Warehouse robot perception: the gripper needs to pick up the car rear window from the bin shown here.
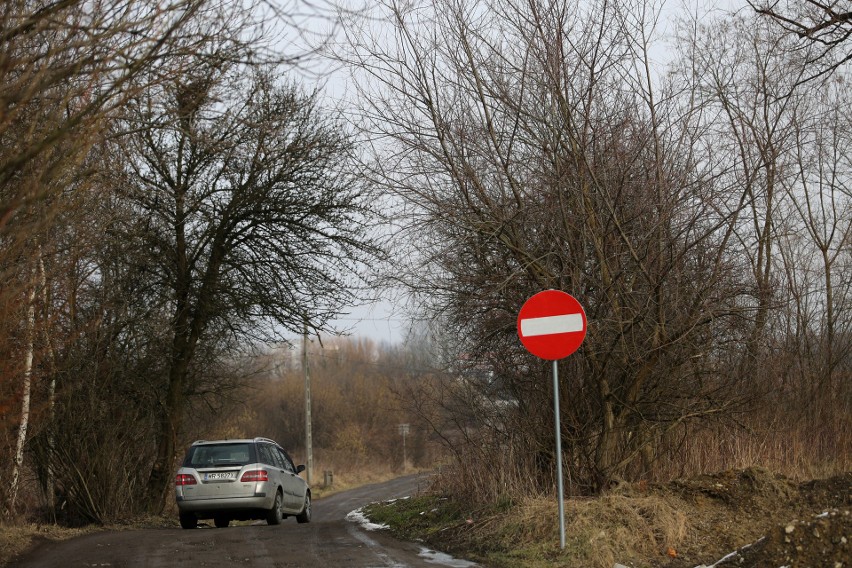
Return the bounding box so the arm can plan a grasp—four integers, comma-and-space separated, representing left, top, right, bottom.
184, 443, 255, 468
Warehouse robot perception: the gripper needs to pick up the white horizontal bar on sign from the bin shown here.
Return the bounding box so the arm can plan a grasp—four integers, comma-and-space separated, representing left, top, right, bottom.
520, 313, 584, 337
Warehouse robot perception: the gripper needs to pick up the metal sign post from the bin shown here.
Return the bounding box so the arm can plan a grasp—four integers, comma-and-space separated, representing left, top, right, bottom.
552, 359, 566, 549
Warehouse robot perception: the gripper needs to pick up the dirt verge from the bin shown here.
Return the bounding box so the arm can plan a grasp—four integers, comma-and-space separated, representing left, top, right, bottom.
658, 469, 850, 567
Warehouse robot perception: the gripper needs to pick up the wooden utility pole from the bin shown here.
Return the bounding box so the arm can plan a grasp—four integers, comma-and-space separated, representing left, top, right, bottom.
398, 423, 409, 471
302, 326, 313, 485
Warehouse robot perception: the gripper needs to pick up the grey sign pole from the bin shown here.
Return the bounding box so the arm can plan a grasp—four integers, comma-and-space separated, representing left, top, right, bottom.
552, 359, 565, 549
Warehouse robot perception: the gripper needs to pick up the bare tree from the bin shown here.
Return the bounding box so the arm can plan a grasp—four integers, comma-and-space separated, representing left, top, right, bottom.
749, 0, 852, 81
0, 0, 213, 515
682, 5, 852, 440
682, 12, 812, 371
110, 58, 380, 509
0, 0, 215, 223
342, 0, 767, 494
775, 73, 852, 425
1, 0, 369, 518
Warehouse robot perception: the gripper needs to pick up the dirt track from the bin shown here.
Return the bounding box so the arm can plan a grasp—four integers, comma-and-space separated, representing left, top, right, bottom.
10, 473, 476, 568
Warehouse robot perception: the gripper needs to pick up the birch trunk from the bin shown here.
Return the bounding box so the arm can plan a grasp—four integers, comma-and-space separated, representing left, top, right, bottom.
38, 249, 57, 515
8, 279, 37, 513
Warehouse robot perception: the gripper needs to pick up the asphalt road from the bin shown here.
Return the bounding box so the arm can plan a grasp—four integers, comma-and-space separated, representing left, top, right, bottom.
10, 473, 477, 568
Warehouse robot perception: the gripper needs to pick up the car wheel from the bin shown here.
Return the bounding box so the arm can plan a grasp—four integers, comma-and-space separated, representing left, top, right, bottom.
214, 516, 229, 528
296, 493, 311, 524
266, 490, 284, 525
179, 513, 197, 529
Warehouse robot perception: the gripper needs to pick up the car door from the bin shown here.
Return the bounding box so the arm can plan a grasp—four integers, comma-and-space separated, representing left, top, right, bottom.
273, 446, 306, 512
256, 444, 285, 502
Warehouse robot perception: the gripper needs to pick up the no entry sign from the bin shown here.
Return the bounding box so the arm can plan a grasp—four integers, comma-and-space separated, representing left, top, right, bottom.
517, 289, 588, 549
517, 289, 587, 360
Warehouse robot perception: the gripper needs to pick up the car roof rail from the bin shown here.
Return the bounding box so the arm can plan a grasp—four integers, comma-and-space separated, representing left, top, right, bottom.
254, 437, 276, 444
191, 440, 206, 445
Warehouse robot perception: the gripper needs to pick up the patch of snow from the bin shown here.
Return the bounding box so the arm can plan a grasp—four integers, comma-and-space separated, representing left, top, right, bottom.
344, 499, 477, 567
418, 547, 478, 567
692, 536, 766, 568
344, 495, 412, 530
692, 549, 739, 568
345, 507, 390, 531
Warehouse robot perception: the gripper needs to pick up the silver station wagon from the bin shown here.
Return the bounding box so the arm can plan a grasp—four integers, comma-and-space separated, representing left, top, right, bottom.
174, 437, 311, 529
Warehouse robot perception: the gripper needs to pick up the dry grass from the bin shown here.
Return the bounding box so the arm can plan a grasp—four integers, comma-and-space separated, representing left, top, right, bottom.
461, 492, 688, 568
649, 407, 852, 484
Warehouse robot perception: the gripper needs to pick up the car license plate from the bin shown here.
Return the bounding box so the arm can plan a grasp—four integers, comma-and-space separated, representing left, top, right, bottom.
203, 472, 236, 481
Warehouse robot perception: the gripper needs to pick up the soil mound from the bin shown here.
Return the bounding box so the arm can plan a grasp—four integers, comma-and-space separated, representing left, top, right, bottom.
660, 469, 851, 567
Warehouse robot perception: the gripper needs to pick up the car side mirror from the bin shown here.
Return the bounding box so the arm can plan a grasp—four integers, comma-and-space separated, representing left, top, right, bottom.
296, 464, 306, 474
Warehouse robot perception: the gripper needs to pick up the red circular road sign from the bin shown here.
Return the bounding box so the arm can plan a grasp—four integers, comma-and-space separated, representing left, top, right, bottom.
517, 290, 587, 360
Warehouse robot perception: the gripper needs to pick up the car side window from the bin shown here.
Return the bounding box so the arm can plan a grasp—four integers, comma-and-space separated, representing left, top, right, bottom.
257, 444, 274, 467
269, 446, 289, 471
262, 443, 284, 470
276, 448, 296, 473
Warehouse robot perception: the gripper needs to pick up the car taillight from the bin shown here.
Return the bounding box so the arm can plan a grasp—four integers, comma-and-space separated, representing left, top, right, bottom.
240, 470, 268, 482
175, 474, 197, 486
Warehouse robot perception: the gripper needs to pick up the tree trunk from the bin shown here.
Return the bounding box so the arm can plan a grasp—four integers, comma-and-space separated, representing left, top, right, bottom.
8, 279, 37, 514
38, 248, 57, 517
145, 346, 190, 512
146, 171, 192, 513
595, 377, 619, 490
145, 229, 224, 512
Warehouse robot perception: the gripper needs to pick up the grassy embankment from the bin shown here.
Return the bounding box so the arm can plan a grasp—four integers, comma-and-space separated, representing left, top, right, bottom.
364, 468, 851, 567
